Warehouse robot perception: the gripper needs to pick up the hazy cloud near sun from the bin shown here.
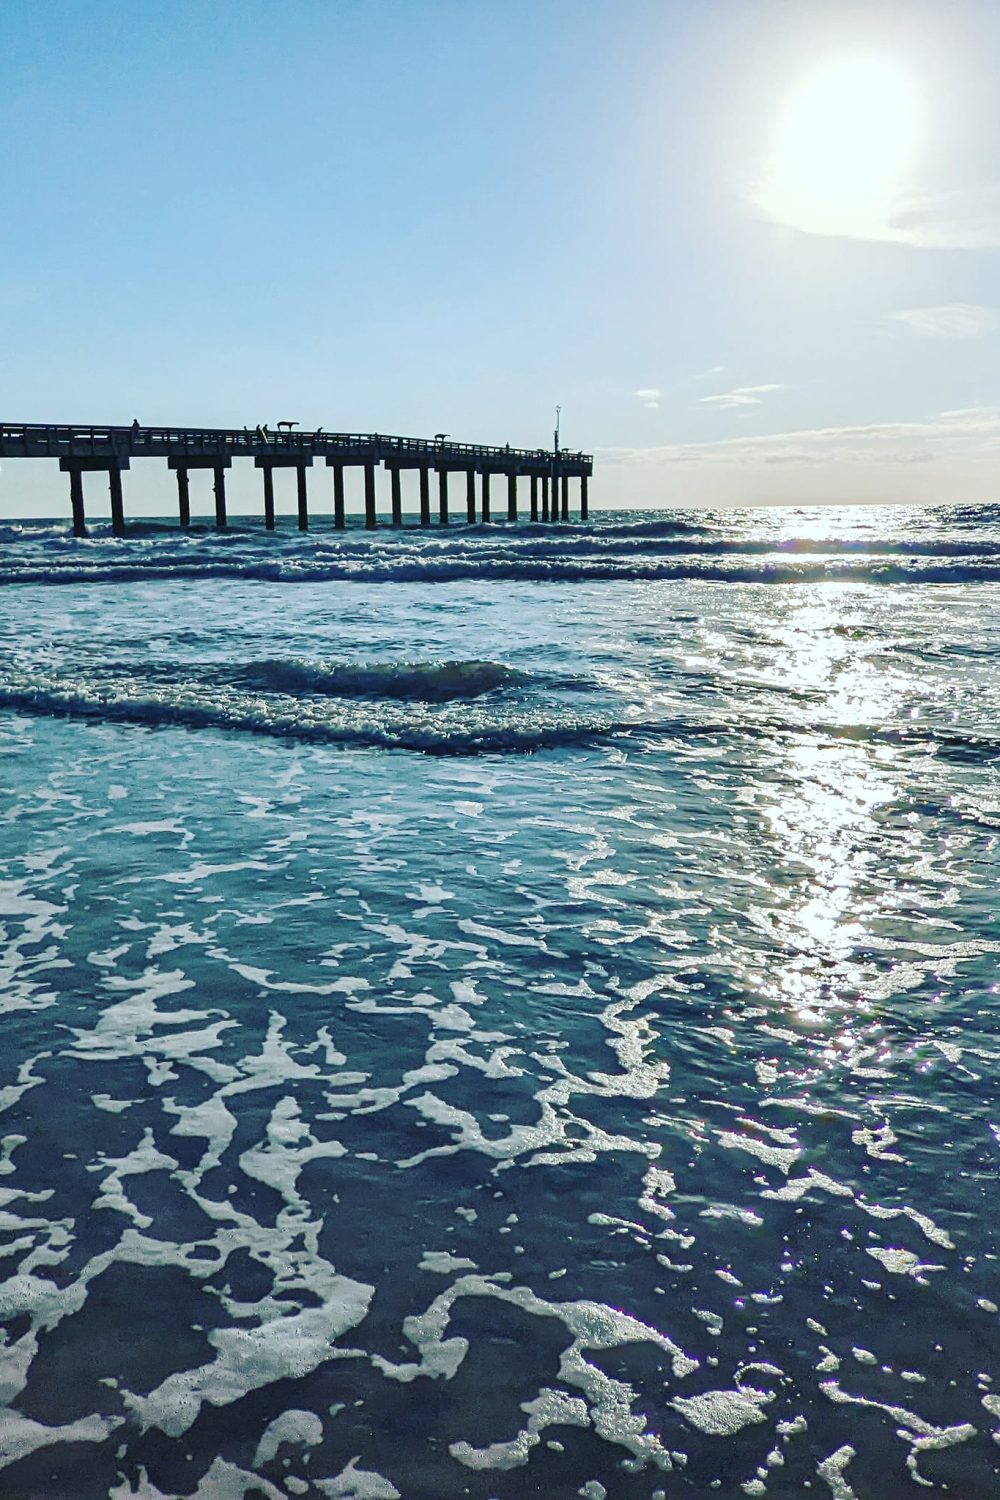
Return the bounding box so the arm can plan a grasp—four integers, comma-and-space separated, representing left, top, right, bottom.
700, 384, 783, 410
634, 388, 662, 410
891, 304, 1000, 339
750, 180, 1000, 251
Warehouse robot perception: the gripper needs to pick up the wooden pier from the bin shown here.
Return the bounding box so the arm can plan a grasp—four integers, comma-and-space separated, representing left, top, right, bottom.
0, 423, 593, 536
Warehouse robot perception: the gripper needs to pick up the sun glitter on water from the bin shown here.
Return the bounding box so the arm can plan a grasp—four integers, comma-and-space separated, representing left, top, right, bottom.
759, 55, 919, 239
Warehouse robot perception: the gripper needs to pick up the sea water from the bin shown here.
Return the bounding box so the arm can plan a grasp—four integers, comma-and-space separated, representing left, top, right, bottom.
0, 504, 998, 1499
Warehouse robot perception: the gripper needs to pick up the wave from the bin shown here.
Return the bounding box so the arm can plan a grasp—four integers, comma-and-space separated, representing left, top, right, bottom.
1, 670, 996, 761
228, 657, 528, 701
0, 680, 635, 756
4, 553, 1000, 588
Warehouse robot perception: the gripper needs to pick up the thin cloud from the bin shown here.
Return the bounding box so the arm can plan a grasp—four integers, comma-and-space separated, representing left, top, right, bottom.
748, 178, 1000, 251
700, 384, 783, 410
891, 303, 1000, 339
634, 387, 662, 410
608, 406, 1000, 464
593, 406, 1000, 505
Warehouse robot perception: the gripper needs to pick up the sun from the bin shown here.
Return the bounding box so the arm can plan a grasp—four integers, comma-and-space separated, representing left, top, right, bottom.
761, 56, 919, 238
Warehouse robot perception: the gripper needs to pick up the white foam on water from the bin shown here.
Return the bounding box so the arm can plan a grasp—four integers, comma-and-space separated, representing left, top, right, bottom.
108, 1465, 175, 1499
0, 1409, 122, 1471
419, 1250, 478, 1274
981, 1392, 1000, 1442
865, 1247, 945, 1280
816, 1446, 859, 1500
0, 877, 68, 1015
372, 1271, 697, 1472
314, 1456, 401, 1498
450, 1386, 589, 1471
820, 1380, 977, 1485
716, 1131, 800, 1175
91, 1093, 135, 1114
671, 1387, 773, 1436
252, 1407, 324, 1467
123, 1266, 373, 1435
188, 1457, 285, 1499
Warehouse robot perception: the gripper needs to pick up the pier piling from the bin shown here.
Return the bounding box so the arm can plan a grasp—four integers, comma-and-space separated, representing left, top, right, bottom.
482, 470, 491, 523
332, 464, 345, 530
530, 475, 538, 522
68, 465, 85, 537
466, 470, 476, 524
419, 466, 431, 527
581, 474, 588, 521
296, 465, 308, 531
214, 465, 227, 529
541, 474, 549, 522
389, 467, 402, 528
176, 467, 191, 527
364, 463, 377, 529
262, 466, 275, 530
560, 474, 569, 524
507, 472, 517, 523
108, 465, 125, 534
438, 469, 449, 526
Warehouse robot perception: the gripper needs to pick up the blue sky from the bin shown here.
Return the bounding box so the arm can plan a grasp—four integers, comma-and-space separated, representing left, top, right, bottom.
4, 0, 1000, 514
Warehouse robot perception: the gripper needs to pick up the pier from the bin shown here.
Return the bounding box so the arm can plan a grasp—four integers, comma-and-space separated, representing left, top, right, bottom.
0, 423, 593, 536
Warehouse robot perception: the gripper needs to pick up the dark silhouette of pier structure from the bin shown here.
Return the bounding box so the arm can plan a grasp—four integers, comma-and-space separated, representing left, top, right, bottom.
0, 423, 593, 536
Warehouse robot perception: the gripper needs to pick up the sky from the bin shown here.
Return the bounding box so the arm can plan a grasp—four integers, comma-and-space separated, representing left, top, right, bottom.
3, 0, 1000, 516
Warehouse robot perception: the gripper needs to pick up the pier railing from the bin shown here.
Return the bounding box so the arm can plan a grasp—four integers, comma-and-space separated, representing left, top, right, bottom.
0, 422, 590, 469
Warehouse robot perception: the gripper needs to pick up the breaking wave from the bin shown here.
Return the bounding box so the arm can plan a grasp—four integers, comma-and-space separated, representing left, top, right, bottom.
5, 554, 1000, 587
2, 666, 997, 760
4, 507, 1000, 587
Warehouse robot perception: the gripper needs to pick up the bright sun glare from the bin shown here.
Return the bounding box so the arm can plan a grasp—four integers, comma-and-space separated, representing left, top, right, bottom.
763, 56, 919, 238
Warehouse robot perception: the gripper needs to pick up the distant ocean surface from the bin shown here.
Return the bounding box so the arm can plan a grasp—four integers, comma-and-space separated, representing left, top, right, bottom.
1, 504, 998, 1499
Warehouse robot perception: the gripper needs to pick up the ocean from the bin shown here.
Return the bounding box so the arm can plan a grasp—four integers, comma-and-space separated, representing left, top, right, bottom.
0, 504, 998, 1499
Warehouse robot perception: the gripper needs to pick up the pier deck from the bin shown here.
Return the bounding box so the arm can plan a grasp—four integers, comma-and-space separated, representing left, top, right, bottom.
0, 422, 592, 535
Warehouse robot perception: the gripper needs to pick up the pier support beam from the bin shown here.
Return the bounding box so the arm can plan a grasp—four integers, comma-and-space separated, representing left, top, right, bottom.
176, 467, 191, 528
332, 464, 345, 529
68, 465, 85, 537
170, 454, 223, 528
364, 463, 377, 529
530, 475, 538, 522
108, 465, 125, 535
580, 474, 588, 520
481, 470, 491, 523
61, 455, 131, 537
466, 470, 476, 525
438, 469, 449, 526
419, 466, 430, 527
541, 475, 549, 523
296, 465, 308, 531
214, 465, 227, 529
262, 466, 275, 530
507, 472, 517, 523
560, 474, 569, 523
389, 466, 402, 527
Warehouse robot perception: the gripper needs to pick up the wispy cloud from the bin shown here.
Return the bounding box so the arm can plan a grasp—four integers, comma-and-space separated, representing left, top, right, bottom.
700, 383, 783, 410
595, 406, 1000, 506
634, 387, 662, 410
891, 303, 1000, 339
749, 178, 1000, 251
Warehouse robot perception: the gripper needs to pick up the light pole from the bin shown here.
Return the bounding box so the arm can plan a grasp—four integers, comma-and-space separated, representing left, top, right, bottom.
554, 405, 561, 454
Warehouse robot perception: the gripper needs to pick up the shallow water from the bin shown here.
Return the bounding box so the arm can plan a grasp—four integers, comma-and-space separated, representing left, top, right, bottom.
1, 505, 998, 1498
